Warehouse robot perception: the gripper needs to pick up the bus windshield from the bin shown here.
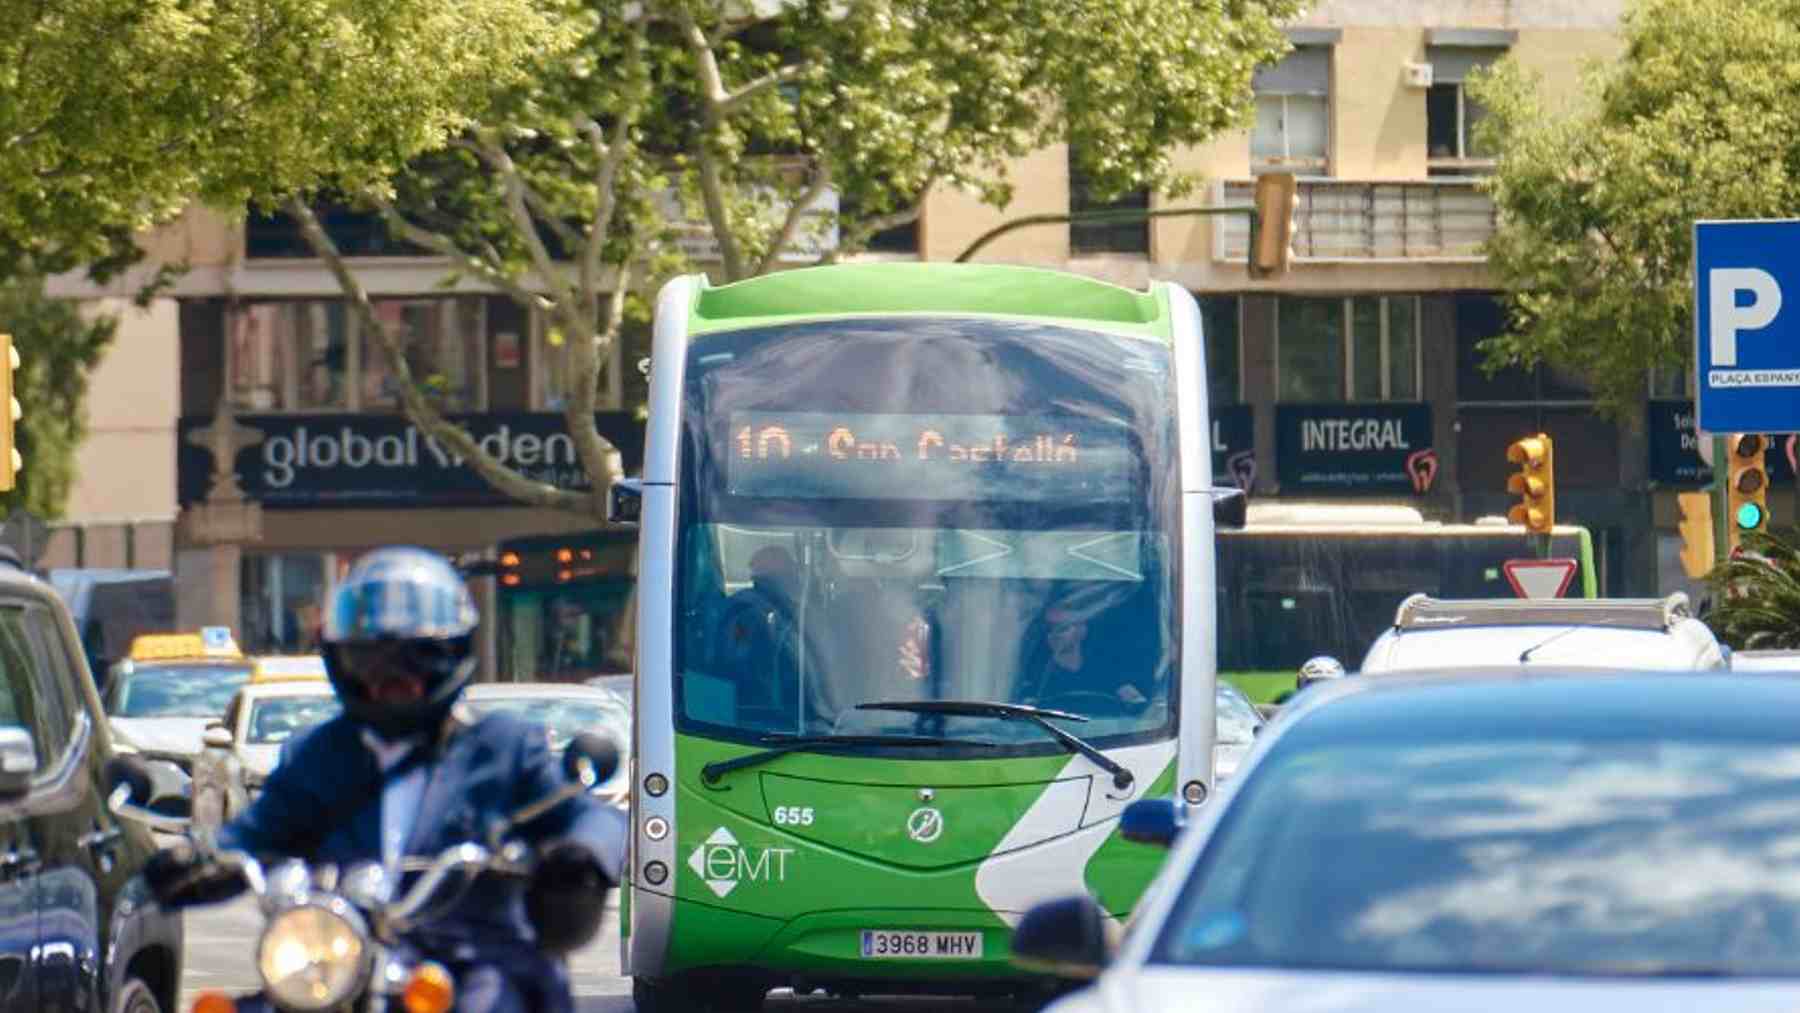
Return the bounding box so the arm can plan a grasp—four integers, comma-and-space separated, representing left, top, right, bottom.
676, 317, 1179, 751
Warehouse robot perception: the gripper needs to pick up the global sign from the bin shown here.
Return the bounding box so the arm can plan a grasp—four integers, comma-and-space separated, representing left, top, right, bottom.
177, 412, 645, 509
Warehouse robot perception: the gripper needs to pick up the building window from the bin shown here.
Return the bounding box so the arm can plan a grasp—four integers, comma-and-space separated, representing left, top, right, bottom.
541, 311, 649, 414
244, 201, 425, 259
231, 302, 353, 411
361, 298, 486, 412
1198, 295, 1241, 406
1068, 147, 1149, 256
1454, 292, 1595, 403
240, 553, 334, 654
1277, 295, 1423, 403
1426, 44, 1506, 176
1251, 46, 1330, 175
229, 297, 486, 413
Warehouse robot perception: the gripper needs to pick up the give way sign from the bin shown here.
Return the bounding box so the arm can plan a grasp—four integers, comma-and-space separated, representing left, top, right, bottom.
1502, 558, 1579, 599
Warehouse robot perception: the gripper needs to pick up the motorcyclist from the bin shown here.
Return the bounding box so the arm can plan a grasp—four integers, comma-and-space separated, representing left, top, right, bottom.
1272, 655, 1348, 705
142, 546, 625, 1013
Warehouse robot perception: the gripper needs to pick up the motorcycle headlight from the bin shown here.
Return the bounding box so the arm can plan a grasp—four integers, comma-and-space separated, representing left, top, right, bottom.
256, 899, 371, 1011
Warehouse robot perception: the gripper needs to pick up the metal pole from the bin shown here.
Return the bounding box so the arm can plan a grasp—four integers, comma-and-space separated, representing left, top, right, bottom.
1713, 434, 1731, 562
953, 204, 1256, 263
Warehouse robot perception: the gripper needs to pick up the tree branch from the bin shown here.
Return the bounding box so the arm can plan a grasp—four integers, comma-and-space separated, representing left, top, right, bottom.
462, 134, 578, 307
366, 194, 551, 313
755, 162, 831, 276
720, 61, 813, 117
564, 260, 632, 495
287, 198, 591, 514
579, 18, 643, 320
678, 6, 748, 280
819, 177, 938, 265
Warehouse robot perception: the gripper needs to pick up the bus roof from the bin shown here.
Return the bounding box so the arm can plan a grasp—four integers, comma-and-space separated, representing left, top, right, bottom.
1236, 502, 1587, 535
686, 263, 1171, 340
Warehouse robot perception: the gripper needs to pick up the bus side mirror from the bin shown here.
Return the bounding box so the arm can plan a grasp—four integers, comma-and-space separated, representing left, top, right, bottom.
607, 478, 643, 525
1212, 487, 1247, 529
1119, 798, 1182, 847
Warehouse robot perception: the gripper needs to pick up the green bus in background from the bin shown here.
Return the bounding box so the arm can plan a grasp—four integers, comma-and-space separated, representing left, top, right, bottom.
615, 263, 1238, 1008
1216, 505, 1599, 703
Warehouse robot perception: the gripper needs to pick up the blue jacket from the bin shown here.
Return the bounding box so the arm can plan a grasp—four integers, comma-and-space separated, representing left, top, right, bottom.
219, 707, 625, 951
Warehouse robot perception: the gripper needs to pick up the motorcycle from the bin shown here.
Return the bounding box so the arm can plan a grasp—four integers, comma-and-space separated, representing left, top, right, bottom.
104, 731, 622, 1013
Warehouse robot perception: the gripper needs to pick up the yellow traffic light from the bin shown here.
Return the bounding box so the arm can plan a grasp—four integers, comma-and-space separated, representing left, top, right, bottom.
1505, 433, 1555, 534
0, 335, 18, 492
1676, 490, 1714, 579
1249, 172, 1298, 277
1726, 433, 1770, 553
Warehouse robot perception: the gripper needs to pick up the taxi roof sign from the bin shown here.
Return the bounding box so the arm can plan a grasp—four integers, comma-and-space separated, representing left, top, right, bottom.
250, 655, 328, 682
127, 629, 244, 663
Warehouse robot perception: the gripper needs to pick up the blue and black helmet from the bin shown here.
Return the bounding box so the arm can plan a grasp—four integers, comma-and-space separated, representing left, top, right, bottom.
322, 546, 478, 738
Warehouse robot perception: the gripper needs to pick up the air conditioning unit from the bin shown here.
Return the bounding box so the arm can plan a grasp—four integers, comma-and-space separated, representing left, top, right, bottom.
1404, 61, 1434, 89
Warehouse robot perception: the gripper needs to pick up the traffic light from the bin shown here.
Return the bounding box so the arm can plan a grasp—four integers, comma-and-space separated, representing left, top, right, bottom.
0, 335, 18, 492
1676, 490, 1715, 578
1249, 172, 1298, 276
1726, 433, 1770, 550
1505, 433, 1555, 534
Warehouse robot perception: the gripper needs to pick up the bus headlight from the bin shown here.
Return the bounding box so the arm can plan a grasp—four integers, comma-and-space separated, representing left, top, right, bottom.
256, 900, 370, 1011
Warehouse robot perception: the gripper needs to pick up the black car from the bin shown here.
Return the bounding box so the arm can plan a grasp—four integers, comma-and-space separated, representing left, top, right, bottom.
0, 564, 181, 1012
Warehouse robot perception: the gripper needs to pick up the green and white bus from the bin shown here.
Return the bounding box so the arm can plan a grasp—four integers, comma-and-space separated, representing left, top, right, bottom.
616, 263, 1236, 1007
1216, 505, 1599, 702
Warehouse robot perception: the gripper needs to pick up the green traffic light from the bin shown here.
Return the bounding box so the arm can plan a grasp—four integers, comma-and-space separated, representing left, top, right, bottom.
1735, 501, 1766, 530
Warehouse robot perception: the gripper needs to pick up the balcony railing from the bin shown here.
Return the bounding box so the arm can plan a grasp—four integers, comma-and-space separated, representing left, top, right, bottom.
1214, 178, 1497, 263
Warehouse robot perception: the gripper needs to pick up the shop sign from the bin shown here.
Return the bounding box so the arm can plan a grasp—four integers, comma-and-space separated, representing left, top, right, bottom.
177, 412, 645, 509
1647, 399, 1796, 486
1275, 403, 1437, 494
1210, 404, 1255, 491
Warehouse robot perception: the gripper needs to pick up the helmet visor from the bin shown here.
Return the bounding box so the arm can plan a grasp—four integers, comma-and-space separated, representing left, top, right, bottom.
332, 639, 469, 697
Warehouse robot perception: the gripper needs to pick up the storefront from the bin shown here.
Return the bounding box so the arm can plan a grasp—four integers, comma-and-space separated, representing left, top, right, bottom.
175, 292, 648, 678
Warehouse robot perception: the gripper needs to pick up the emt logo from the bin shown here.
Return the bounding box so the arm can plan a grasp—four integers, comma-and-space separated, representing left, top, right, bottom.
687, 827, 794, 898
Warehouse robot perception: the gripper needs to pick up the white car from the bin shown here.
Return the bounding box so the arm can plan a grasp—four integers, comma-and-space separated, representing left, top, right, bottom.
1357, 593, 1726, 673
191, 679, 340, 823
1213, 682, 1263, 781
1015, 667, 1800, 1012
104, 656, 255, 776
462, 682, 631, 806
1729, 649, 1800, 672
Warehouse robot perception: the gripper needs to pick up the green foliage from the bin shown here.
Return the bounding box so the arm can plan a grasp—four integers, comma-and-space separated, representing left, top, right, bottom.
1470, 0, 1800, 417
0, 0, 573, 278
302, 0, 1306, 513
0, 282, 116, 520
1704, 528, 1800, 649
376, 0, 1305, 284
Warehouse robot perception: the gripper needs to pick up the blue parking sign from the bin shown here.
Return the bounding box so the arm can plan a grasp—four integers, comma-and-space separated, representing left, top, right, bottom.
1695, 219, 1800, 433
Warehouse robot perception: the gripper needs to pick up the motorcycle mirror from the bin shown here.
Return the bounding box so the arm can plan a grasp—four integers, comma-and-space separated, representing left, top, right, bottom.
563, 732, 622, 790
104, 754, 194, 832
105, 755, 155, 807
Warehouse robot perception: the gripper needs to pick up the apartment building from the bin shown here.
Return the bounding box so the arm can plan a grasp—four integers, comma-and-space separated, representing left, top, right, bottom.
919, 0, 1713, 600
49, 0, 1715, 661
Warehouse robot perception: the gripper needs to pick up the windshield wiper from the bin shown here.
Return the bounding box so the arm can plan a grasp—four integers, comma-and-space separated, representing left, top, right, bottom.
856, 700, 1133, 790
700, 733, 994, 785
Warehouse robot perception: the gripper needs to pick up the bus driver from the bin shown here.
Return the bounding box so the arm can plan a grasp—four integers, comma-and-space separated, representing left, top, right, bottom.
1024, 601, 1150, 711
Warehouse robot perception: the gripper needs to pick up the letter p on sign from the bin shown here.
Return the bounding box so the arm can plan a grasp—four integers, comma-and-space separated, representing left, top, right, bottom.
1710, 268, 1783, 367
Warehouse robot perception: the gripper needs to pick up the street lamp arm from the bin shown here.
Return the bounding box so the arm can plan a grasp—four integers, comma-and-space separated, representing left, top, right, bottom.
953, 204, 1256, 263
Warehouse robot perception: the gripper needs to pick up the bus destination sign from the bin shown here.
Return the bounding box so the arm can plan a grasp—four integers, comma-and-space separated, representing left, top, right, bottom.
725, 412, 1136, 502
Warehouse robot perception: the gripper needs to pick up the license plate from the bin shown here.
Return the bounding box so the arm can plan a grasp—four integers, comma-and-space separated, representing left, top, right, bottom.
860, 930, 983, 959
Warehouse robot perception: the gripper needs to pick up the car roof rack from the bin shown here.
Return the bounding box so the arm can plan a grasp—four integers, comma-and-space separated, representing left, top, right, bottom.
1392, 592, 1692, 633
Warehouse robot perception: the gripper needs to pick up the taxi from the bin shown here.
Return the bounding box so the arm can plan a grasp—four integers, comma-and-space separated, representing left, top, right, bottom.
103, 627, 254, 783
247, 654, 328, 683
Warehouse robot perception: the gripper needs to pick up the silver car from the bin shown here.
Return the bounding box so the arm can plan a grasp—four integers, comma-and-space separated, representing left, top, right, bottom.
1016, 668, 1800, 1011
